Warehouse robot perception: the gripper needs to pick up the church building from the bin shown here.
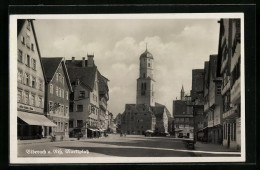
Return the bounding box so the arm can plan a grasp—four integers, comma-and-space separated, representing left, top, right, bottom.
121, 47, 172, 135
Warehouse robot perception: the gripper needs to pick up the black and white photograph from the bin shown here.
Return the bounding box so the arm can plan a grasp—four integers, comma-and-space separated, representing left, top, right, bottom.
9, 13, 245, 163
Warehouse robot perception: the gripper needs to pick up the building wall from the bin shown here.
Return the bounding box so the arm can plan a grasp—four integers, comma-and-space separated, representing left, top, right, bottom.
121, 105, 156, 135
45, 61, 70, 135
69, 84, 90, 130
17, 20, 45, 115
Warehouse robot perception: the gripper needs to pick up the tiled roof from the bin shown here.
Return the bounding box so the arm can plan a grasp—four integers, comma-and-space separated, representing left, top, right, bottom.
98, 71, 109, 95
66, 60, 97, 91
41, 57, 63, 82
17, 19, 26, 36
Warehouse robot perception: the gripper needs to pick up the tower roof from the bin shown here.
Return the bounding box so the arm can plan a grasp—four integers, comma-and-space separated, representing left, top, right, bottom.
181, 85, 184, 92
140, 49, 153, 59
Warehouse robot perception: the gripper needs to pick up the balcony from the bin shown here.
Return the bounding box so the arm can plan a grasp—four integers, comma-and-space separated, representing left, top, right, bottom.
208, 120, 214, 127
99, 100, 107, 110
221, 76, 230, 95
223, 106, 239, 119
204, 101, 210, 112
231, 77, 241, 104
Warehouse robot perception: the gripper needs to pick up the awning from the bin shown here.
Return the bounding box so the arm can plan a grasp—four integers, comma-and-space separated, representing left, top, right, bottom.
18, 111, 57, 127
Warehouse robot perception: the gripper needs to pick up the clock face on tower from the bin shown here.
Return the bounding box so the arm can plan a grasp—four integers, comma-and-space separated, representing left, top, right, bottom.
136, 48, 155, 106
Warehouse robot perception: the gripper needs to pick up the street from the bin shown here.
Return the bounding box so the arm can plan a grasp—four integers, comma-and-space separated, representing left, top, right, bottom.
18, 134, 240, 157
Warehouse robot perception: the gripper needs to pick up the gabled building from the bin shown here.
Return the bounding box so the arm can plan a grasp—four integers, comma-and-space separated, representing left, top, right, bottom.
17, 19, 57, 139
97, 71, 109, 131
204, 55, 223, 144
173, 89, 194, 138
190, 69, 206, 142
217, 19, 241, 150
66, 55, 101, 137
42, 57, 73, 138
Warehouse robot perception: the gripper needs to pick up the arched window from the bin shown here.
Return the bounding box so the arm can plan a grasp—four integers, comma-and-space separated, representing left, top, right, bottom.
141, 82, 146, 96
143, 73, 145, 78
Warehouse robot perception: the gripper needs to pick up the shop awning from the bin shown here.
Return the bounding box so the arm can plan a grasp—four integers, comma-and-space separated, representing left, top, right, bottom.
18, 111, 57, 127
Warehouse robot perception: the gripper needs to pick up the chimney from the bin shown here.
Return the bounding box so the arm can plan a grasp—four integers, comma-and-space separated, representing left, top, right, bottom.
82, 57, 85, 67
72, 57, 75, 63
87, 54, 94, 67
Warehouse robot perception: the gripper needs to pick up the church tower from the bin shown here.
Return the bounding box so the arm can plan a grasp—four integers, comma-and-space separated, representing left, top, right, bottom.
136, 46, 155, 106
180, 85, 185, 101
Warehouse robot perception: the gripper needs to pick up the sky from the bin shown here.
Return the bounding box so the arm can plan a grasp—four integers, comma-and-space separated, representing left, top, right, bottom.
34, 18, 220, 117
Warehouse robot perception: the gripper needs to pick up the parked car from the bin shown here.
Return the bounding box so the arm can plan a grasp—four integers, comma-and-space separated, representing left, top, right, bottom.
144, 130, 154, 137
69, 128, 84, 138
178, 133, 184, 138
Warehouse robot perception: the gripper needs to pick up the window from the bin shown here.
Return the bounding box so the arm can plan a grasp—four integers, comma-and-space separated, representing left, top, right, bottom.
39, 80, 42, 91
56, 86, 58, 96
31, 94, 35, 106
25, 73, 30, 86
141, 83, 146, 96
31, 77, 36, 88
148, 63, 150, 67
17, 70, 23, 83
26, 35, 30, 49
59, 73, 62, 82
79, 91, 85, 98
21, 36, 25, 44
185, 118, 189, 123
62, 77, 64, 84
77, 120, 83, 128
18, 89, 22, 103
59, 88, 61, 97
26, 55, 30, 67
77, 105, 83, 112
50, 84, 53, 94
69, 120, 73, 128
24, 92, 29, 105
180, 118, 184, 122
31, 43, 34, 51
27, 21, 31, 30
69, 103, 73, 112
61, 105, 64, 114
66, 91, 68, 100
65, 106, 69, 115
49, 101, 53, 112
18, 49, 23, 62
234, 123, 236, 141
55, 73, 58, 81
38, 96, 42, 108
31, 58, 36, 70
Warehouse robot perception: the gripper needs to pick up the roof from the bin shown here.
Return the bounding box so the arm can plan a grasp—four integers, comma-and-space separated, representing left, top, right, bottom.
41, 58, 63, 82
140, 49, 153, 59
98, 71, 109, 95
154, 102, 172, 118
42, 57, 73, 92
66, 60, 97, 91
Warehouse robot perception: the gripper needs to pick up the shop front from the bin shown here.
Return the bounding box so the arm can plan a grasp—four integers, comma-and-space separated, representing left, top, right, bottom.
17, 111, 57, 140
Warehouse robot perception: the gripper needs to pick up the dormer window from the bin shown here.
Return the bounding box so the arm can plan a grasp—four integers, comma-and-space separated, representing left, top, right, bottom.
27, 21, 31, 30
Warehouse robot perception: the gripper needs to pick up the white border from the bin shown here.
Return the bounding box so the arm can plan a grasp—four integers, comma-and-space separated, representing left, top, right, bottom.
9, 13, 245, 164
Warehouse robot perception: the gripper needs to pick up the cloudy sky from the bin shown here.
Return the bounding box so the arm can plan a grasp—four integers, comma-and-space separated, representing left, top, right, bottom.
34, 18, 220, 116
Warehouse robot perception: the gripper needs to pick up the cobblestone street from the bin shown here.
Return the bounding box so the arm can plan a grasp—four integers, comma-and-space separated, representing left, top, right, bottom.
18, 134, 240, 157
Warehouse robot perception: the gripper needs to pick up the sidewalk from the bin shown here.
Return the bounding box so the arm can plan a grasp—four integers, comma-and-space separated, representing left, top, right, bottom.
18, 136, 108, 145
194, 141, 240, 152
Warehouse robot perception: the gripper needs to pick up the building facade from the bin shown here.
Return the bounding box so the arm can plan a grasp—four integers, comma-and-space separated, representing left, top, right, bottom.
66, 55, 106, 137
217, 19, 241, 150
204, 55, 223, 144
173, 88, 194, 138
42, 57, 73, 138
121, 48, 170, 135
17, 19, 56, 139
190, 69, 206, 142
